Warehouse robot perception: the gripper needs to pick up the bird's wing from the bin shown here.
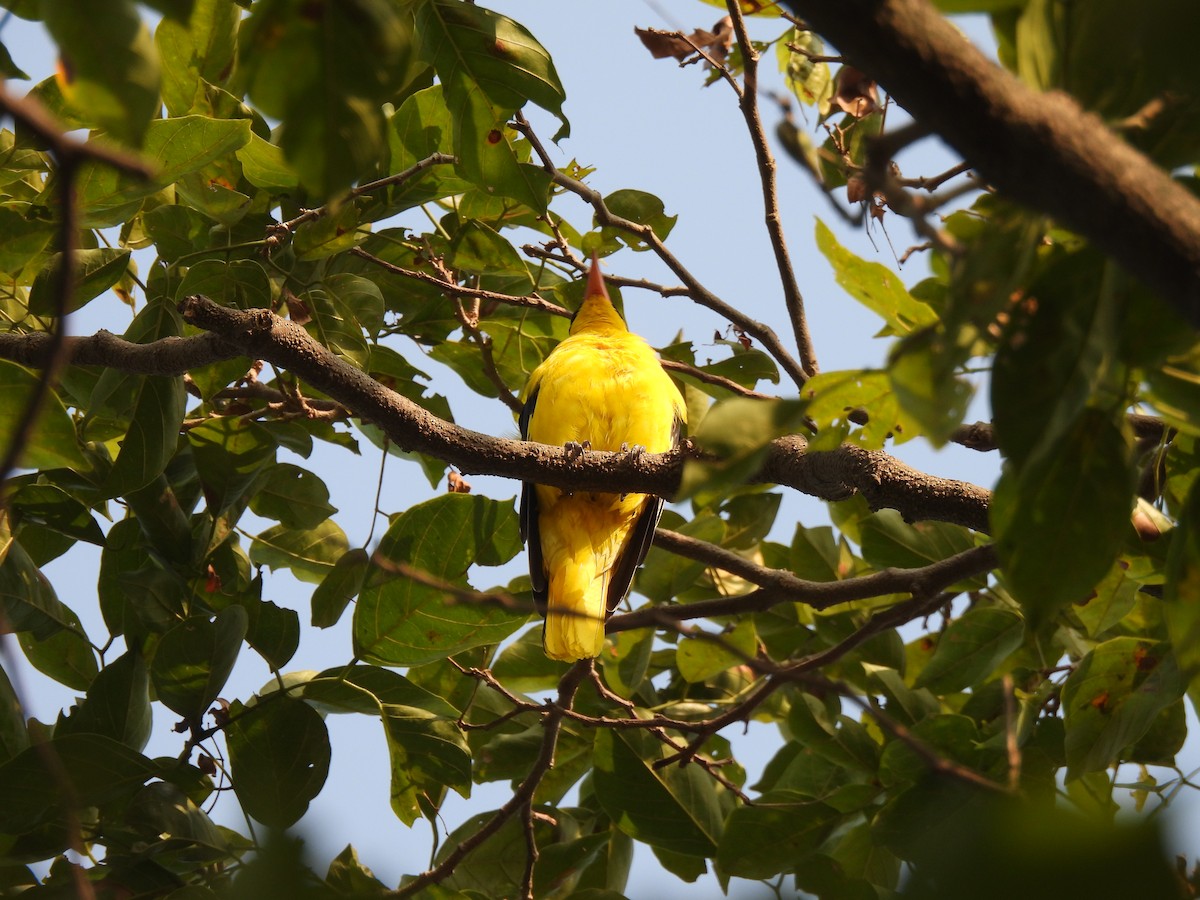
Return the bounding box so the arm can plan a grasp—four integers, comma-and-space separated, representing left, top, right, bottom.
604, 411, 685, 613
518, 386, 548, 615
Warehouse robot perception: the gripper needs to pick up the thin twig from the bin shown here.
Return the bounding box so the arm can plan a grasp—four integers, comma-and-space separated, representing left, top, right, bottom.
726, 0, 818, 377
270, 152, 456, 238
510, 115, 811, 389
349, 247, 569, 317
388, 662, 589, 898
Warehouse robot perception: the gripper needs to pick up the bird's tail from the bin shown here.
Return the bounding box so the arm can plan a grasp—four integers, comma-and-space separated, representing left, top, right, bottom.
543, 547, 609, 662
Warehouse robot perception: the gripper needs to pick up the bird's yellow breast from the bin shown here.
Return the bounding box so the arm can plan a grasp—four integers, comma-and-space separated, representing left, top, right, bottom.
525, 329, 682, 454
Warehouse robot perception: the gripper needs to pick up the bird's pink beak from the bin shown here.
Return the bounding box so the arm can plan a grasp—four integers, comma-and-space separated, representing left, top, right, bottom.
586, 252, 608, 300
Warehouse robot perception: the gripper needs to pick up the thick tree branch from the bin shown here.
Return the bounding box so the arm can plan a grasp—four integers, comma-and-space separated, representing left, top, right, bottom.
174, 296, 993, 529
0, 329, 242, 374
784, 0, 1200, 327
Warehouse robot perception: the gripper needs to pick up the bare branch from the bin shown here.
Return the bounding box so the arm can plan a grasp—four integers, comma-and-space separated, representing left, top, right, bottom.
783, 0, 1200, 326
349, 247, 570, 317
510, 117, 812, 389
609, 540, 995, 631
725, 0, 819, 376
388, 662, 589, 898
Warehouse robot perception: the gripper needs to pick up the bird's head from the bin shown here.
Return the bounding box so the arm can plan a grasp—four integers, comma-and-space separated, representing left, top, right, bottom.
569, 254, 628, 335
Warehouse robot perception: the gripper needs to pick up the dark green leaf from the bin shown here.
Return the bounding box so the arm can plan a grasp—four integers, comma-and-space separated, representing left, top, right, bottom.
18, 605, 98, 691
599, 189, 677, 248
188, 417, 278, 519
0, 539, 78, 640
993, 410, 1134, 625
226, 695, 330, 828
0, 665, 29, 763
56, 651, 152, 751
0, 734, 156, 832
354, 494, 526, 665
381, 704, 472, 825
311, 547, 369, 628
155, 0, 238, 116
150, 607, 248, 720
28, 248, 131, 316
592, 727, 725, 857
1165, 479, 1200, 677
1061, 638, 1183, 779
716, 791, 841, 879
914, 608, 1024, 694
249, 463, 338, 530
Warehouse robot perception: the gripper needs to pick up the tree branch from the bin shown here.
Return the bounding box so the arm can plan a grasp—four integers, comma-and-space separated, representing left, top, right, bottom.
784, 0, 1200, 327
389, 662, 588, 898
511, 115, 813, 388
725, 0, 818, 376
608, 541, 994, 632
174, 295, 993, 528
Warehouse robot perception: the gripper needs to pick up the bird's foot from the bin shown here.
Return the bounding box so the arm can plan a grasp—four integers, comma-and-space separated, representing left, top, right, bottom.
619, 442, 647, 459
564, 440, 591, 462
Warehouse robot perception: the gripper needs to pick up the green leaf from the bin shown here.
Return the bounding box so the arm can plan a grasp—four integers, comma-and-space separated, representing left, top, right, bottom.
226, 695, 330, 829
676, 619, 757, 683
860, 509, 978, 573
387, 85, 474, 208
77, 117, 252, 226
155, 0, 239, 116
235, 134, 300, 190
992, 409, 1134, 626
44, 0, 160, 145
18, 604, 98, 691
593, 727, 726, 857
0, 205, 55, 275
0, 733, 156, 832
353, 494, 527, 665
991, 248, 1118, 468
150, 607, 248, 720
448, 221, 533, 296
1165, 480, 1200, 677
0, 666, 28, 768
188, 417, 278, 519
380, 704, 472, 825
242, 598, 300, 671
250, 519, 349, 585
416, 0, 569, 138
311, 547, 369, 629
248, 463, 337, 530
1061, 638, 1184, 779
174, 257, 273, 310
815, 219, 937, 334
239, 0, 420, 197
0, 539, 78, 640
9, 483, 105, 547
888, 326, 975, 446
56, 651, 152, 752
915, 608, 1025, 694
716, 791, 841, 879
304, 274, 385, 367
802, 368, 923, 449
679, 397, 807, 500
28, 248, 131, 316
599, 189, 677, 249
0, 361, 87, 472
104, 374, 187, 498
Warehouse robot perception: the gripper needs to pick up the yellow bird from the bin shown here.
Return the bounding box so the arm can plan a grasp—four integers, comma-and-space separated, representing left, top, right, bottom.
520, 257, 686, 661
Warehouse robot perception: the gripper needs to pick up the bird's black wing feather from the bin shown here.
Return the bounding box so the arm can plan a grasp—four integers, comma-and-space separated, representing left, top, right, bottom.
518, 387, 548, 616
605, 412, 684, 614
